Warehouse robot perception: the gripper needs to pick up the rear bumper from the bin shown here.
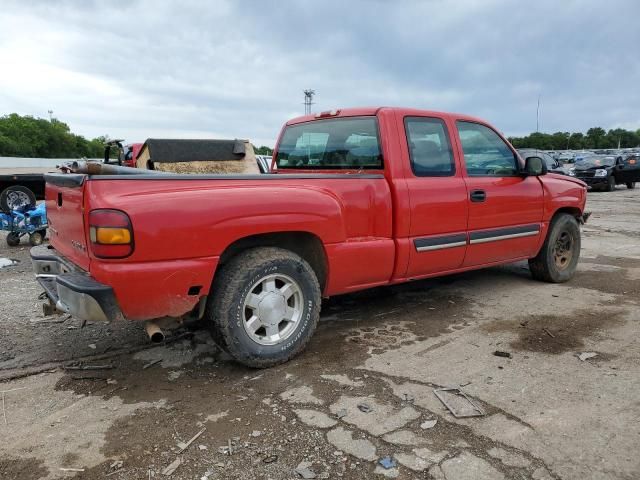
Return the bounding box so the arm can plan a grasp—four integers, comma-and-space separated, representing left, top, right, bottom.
30, 245, 123, 322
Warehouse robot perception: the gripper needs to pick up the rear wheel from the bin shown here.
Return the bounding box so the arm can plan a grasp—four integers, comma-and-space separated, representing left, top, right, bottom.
206, 247, 321, 368
29, 231, 44, 246
6, 232, 20, 247
529, 213, 580, 283
627, 182, 636, 189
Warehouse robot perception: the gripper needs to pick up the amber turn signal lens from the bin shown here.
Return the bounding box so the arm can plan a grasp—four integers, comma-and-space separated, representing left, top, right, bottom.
91, 227, 131, 245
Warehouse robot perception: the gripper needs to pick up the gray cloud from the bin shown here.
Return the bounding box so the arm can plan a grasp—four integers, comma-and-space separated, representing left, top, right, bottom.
0, 0, 638, 146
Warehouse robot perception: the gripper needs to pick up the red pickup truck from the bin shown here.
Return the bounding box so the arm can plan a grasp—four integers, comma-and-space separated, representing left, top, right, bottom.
31, 107, 587, 367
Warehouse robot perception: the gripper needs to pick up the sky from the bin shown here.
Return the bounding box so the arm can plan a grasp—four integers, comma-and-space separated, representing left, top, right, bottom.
0, 0, 639, 146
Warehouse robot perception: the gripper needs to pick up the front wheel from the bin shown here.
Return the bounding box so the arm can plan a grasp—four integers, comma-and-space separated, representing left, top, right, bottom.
529, 213, 581, 283
206, 247, 321, 368
605, 176, 616, 192
6, 232, 20, 247
627, 182, 636, 189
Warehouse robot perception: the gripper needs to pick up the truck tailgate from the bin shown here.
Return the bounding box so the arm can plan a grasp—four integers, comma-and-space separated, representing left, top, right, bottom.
44, 174, 91, 271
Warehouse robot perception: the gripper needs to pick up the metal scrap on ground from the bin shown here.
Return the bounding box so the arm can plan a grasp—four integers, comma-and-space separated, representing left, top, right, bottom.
177, 427, 206, 453
161, 457, 182, 476
578, 352, 598, 361
434, 387, 485, 418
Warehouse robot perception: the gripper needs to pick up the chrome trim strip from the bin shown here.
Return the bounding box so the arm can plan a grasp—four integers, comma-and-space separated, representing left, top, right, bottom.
469, 230, 539, 244
416, 241, 467, 252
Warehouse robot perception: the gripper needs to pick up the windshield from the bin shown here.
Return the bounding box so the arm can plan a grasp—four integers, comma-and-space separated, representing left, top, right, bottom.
275, 116, 382, 170
575, 156, 615, 168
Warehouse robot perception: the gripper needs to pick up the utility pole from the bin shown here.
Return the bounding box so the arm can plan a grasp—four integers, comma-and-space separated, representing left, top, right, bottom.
536, 94, 541, 133
47, 110, 54, 122
303, 90, 315, 115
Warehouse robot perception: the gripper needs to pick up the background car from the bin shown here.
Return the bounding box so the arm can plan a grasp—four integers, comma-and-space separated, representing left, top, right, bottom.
256, 155, 272, 173
571, 155, 638, 191
517, 149, 568, 175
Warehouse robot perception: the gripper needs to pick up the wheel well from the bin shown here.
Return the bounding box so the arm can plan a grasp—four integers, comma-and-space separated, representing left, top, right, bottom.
216, 232, 328, 291
552, 207, 582, 221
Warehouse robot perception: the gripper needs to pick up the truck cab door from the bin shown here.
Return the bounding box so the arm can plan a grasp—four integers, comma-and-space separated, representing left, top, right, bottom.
454, 121, 544, 267
401, 115, 469, 278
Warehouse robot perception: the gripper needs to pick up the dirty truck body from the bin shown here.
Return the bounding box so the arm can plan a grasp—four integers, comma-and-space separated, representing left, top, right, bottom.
31, 107, 587, 367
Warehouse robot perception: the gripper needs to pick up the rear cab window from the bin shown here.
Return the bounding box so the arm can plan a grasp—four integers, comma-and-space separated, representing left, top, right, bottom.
275, 116, 382, 170
404, 117, 455, 176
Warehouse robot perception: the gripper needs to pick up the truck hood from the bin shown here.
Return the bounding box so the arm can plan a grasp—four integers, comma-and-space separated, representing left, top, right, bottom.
546, 172, 587, 188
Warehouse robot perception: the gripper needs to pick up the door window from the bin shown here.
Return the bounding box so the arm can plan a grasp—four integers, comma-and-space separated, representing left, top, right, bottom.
457, 121, 518, 176
405, 117, 455, 176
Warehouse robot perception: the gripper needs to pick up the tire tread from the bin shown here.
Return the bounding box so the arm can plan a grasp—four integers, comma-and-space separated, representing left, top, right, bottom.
206, 247, 320, 368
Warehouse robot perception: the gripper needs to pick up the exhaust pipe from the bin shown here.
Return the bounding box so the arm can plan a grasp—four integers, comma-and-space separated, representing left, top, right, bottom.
60, 160, 168, 176
145, 321, 165, 343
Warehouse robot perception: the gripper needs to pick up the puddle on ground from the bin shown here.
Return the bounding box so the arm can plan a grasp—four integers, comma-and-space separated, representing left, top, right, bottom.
483, 309, 625, 354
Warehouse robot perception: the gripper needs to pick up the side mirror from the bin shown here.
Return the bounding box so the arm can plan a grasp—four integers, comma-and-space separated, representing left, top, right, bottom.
524, 156, 547, 176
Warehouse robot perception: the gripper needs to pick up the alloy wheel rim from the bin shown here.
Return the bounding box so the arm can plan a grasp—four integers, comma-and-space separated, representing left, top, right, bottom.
553, 230, 574, 270
242, 273, 303, 346
6, 191, 31, 210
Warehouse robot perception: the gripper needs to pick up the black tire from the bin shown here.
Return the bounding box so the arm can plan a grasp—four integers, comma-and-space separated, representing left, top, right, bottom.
6, 232, 20, 247
529, 213, 581, 283
0, 186, 36, 214
605, 176, 615, 192
206, 247, 321, 368
627, 182, 636, 189
29, 231, 44, 246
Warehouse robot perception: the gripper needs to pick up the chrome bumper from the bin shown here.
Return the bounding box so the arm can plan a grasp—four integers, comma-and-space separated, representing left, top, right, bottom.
30, 245, 123, 322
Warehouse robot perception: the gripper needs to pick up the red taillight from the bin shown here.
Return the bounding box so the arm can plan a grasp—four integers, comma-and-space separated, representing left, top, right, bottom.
88, 209, 134, 258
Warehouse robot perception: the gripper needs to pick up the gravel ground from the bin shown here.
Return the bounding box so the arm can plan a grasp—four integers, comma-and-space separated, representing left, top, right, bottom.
0, 187, 639, 480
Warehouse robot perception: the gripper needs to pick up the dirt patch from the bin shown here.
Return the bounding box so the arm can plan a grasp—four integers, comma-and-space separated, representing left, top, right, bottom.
573, 268, 640, 297
0, 457, 48, 479
588, 255, 640, 269
484, 309, 626, 354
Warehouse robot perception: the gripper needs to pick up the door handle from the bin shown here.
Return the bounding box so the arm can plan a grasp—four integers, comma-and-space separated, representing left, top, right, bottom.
470, 190, 486, 202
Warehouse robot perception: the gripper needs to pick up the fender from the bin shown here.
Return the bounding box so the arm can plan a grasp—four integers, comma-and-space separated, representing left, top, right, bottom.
539, 175, 586, 222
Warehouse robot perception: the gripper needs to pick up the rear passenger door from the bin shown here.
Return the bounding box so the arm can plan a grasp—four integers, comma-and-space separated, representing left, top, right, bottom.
402, 115, 469, 277
455, 121, 544, 267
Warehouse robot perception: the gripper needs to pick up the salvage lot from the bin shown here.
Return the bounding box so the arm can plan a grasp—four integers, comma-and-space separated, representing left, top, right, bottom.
0, 188, 639, 480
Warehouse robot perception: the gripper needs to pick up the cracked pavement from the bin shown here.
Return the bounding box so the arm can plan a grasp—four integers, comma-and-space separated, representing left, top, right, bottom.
0, 187, 639, 479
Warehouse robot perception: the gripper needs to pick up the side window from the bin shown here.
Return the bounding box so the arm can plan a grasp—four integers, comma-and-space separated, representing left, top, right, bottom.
457, 121, 518, 176
405, 117, 455, 176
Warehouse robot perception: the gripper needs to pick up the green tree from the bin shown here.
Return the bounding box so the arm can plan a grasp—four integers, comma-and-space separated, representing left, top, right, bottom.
0, 113, 111, 158
254, 145, 274, 155
585, 127, 606, 149
509, 126, 639, 150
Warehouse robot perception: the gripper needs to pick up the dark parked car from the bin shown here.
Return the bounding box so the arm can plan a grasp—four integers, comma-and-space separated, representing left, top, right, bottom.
571, 155, 639, 191
517, 149, 568, 175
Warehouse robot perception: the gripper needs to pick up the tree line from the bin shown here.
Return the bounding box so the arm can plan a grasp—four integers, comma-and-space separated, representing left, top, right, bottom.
0, 113, 107, 158
508, 127, 640, 151
254, 145, 274, 155
0, 113, 277, 159
4, 112, 636, 159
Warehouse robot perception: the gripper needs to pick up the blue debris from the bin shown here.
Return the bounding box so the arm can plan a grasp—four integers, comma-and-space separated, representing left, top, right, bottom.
378, 456, 397, 469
